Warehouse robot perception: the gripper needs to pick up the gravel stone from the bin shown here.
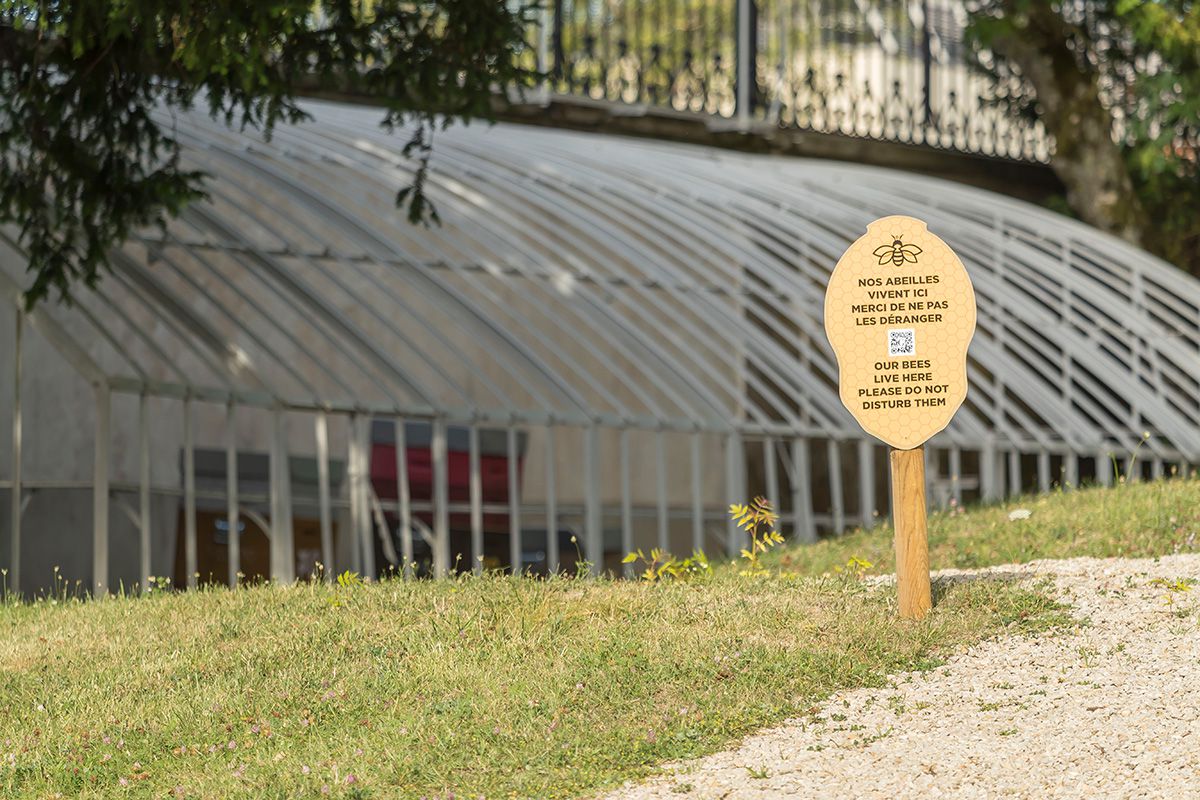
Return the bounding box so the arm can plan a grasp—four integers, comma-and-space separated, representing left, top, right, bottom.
601, 554, 1200, 800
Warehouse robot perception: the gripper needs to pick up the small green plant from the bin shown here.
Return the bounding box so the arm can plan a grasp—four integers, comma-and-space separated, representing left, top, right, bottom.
1148, 576, 1194, 604
728, 497, 784, 575
622, 548, 711, 582
833, 556, 874, 580
1148, 577, 1194, 593
1076, 645, 1098, 668
852, 726, 893, 747
144, 575, 172, 595
1115, 430, 1152, 484
570, 535, 594, 578
336, 570, 363, 588
329, 570, 364, 606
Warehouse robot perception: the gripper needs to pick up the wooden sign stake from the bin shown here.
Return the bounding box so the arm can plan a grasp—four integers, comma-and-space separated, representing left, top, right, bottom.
824, 216, 976, 621
889, 446, 931, 619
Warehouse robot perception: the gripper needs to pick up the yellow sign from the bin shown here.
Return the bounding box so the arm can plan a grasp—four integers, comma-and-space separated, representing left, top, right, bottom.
824, 216, 976, 451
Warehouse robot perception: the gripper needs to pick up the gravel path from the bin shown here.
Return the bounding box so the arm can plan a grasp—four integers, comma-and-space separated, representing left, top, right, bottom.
601, 554, 1200, 800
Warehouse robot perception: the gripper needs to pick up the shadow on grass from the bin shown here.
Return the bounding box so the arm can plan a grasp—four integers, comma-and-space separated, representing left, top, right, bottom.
930, 571, 1024, 605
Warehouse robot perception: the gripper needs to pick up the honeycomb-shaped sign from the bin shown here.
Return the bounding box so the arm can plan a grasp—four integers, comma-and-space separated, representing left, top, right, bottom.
824, 216, 976, 450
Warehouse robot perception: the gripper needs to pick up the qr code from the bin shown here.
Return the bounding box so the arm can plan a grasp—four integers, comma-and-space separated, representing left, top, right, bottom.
888, 328, 915, 357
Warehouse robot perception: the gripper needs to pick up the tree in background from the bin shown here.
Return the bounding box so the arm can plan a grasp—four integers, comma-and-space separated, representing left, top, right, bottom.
0, 1, 537, 305
967, 0, 1199, 275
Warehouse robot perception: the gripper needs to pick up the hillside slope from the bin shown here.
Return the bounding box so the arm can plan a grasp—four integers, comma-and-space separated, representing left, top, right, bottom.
3, 479, 1195, 798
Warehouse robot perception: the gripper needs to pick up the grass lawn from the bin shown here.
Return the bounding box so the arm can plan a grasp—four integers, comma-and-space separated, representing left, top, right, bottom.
7, 477, 1195, 799
771, 477, 1200, 577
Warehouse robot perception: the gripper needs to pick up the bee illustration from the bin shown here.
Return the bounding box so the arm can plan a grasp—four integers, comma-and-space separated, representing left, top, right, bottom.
874, 236, 922, 266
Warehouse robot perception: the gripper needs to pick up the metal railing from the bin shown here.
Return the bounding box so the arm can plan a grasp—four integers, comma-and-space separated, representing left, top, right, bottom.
531, 0, 1051, 162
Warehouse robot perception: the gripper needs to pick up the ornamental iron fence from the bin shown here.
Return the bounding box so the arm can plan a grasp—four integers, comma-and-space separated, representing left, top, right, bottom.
533, 0, 1051, 162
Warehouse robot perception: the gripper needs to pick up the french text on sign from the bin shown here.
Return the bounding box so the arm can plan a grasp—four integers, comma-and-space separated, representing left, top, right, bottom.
824, 215, 977, 451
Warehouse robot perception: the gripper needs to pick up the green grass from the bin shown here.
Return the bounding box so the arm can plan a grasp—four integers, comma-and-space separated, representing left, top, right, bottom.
0, 574, 1064, 798
771, 477, 1200, 577
12, 476, 1195, 798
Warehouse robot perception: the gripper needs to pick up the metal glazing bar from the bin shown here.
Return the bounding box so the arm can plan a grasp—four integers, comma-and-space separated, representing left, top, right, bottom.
441, 77, 787, 419
167, 227, 398, 405
949, 445, 963, 507
791, 438, 815, 543
368, 488, 399, 569
176, 154, 553, 416
106, 260, 244, 394
272, 409, 296, 583
545, 425, 559, 574
827, 439, 845, 534
735, 0, 753, 126
502, 148, 829, 410
214, 124, 811, 434
145, 243, 317, 397
281, 419, 296, 575
925, 447, 937, 505
433, 418, 451, 577
726, 432, 744, 555
537, 0, 552, 100
85, 263, 208, 387
469, 424, 483, 575
981, 436, 999, 501
426, 141, 812, 428
1097, 447, 1114, 487
9, 309, 20, 596
858, 439, 875, 529
584, 425, 601, 577
691, 433, 703, 553
226, 403, 240, 586
93, 383, 110, 597
184, 397, 197, 588
506, 425, 521, 576
314, 73, 773, 425
1064, 452, 1079, 490
357, 416, 375, 579
619, 428, 633, 578
347, 414, 363, 575
396, 418, 414, 579
174, 203, 423, 407
315, 412, 333, 583
139, 394, 151, 593
656, 431, 669, 551
764, 437, 779, 509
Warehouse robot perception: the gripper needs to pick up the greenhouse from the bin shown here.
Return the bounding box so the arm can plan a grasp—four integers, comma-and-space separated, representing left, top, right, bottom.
2, 98, 1198, 597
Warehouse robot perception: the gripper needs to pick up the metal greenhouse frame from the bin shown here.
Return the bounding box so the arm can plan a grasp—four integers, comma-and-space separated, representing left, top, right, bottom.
2, 99, 1198, 596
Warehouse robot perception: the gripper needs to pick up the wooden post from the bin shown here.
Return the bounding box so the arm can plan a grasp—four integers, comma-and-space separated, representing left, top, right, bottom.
825, 216, 975, 620
890, 446, 931, 619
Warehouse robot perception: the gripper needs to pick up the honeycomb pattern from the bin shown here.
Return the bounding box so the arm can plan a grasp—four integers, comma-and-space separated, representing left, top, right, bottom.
824, 215, 977, 450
